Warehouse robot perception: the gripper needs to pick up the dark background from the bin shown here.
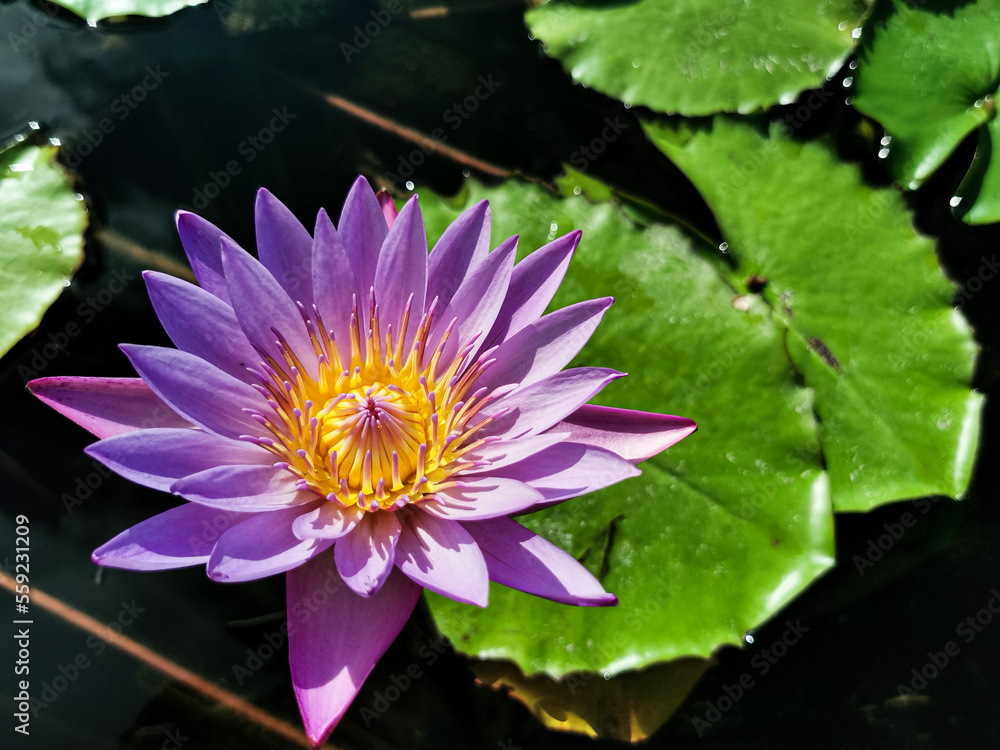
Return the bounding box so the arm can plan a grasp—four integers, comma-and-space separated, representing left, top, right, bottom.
1, 0, 999, 748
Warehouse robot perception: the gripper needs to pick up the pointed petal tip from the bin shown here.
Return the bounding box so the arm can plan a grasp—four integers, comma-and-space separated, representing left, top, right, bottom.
351, 174, 374, 191
255, 186, 277, 204
297, 695, 343, 747
375, 188, 398, 228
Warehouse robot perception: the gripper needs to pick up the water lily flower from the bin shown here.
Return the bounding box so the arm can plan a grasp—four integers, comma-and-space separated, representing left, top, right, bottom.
27, 177, 696, 745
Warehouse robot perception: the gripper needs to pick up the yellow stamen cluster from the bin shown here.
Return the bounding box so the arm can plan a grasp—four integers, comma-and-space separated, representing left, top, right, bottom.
245, 295, 497, 512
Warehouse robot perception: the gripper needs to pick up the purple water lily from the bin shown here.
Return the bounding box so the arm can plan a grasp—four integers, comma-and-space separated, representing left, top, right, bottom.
28, 177, 695, 745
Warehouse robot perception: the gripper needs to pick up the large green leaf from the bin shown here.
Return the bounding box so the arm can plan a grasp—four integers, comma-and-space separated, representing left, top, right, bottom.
418, 179, 835, 676
50, 0, 208, 22
525, 0, 869, 116
645, 116, 981, 512
0, 143, 87, 359
852, 0, 1000, 223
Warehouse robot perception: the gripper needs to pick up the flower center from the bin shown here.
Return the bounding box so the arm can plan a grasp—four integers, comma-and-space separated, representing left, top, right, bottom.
317, 382, 426, 497
244, 296, 499, 512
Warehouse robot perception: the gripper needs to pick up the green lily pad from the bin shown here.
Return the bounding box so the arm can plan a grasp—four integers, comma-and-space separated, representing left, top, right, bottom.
418, 179, 835, 676
50, 0, 208, 22
645, 116, 981, 512
0, 142, 87, 360
852, 0, 1000, 222
954, 104, 1000, 224
525, 0, 869, 116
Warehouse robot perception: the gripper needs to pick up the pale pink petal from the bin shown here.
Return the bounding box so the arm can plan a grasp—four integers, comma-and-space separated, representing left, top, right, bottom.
395, 512, 489, 606
93, 503, 252, 571
375, 188, 398, 228
207, 503, 330, 582
463, 516, 616, 606
334, 511, 402, 597
27, 376, 191, 438
552, 405, 698, 464
287, 558, 420, 745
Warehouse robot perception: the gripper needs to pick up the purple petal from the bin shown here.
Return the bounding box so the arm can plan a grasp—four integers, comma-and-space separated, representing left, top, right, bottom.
287, 558, 420, 745
463, 516, 616, 606
93, 503, 252, 571
430, 234, 517, 366
476, 297, 614, 393
374, 197, 427, 352
312, 209, 356, 362
255, 188, 315, 308
27, 376, 191, 439
220, 238, 319, 380
292, 503, 365, 540
119, 344, 268, 441
477, 367, 624, 440
395, 512, 489, 606
552, 405, 697, 464
86, 427, 270, 491
420, 477, 545, 521
207, 503, 330, 582
334, 511, 401, 597
376, 188, 398, 228
463, 432, 568, 473
494, 442, 641, 503
143, 271, 259, 383
175, 211, 237, 304
485, 230, 580, 347
338, 176, 387, 315
426, 200, 491, 312
172, 464, 306, 510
